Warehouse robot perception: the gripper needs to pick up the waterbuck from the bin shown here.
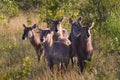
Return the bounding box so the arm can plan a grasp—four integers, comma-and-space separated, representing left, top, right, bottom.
22, 24, 44, 63
69, 17, 82, 66
69, 17, 94, 73
39, 29, 70, 73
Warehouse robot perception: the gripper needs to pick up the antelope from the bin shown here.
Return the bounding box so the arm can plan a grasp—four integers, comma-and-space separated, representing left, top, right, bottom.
69, 17, 82, 66
49, 17, 72, 66
39, 29, 70, 73
22, 24, 44, 63
69, 17, 94, 73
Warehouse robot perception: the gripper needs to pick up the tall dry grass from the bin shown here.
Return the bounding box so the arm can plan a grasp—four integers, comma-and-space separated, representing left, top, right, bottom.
0, 14, 119, 80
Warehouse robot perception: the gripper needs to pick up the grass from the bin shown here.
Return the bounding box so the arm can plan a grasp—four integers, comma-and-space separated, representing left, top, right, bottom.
0, 14, 119, 80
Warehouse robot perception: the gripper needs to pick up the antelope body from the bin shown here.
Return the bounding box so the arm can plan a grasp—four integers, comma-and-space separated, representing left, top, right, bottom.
69, 17, 94, 72
39, 29, 70, 73
22, 24, 44, 63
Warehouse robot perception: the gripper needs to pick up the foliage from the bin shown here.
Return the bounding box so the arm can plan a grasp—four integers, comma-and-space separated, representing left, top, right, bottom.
0, 0, 18, 26
0, 0, 120, 80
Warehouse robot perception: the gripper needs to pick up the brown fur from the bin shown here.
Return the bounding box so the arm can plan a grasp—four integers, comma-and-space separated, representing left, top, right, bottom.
57, 38, 71, 46
50, 17, 69, 41
50, 17, 71, 48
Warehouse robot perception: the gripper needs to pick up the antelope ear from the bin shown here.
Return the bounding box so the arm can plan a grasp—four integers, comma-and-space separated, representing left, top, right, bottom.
60, 16, 66, 23
32, 24, 36, 29
88, 22, 94, 29
48, 29, 52, 33
77, 17, 82, 23
69, 18, 74, 25
23, 24, 26, 28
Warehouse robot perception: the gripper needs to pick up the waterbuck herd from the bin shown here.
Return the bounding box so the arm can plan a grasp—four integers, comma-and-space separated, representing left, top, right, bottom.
22, 17, 94, 74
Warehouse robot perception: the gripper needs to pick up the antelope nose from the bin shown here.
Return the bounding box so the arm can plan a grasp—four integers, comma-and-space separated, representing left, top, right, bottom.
22, 36, 25, 40
40, 38, 44, 42
55, 29, 58, 32
87, 34, 90, 37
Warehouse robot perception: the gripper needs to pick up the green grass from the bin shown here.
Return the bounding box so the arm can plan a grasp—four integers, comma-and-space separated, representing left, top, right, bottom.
0, 15, 119, 80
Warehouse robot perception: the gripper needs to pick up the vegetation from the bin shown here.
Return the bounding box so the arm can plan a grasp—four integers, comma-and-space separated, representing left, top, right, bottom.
0, 0, 120, 80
